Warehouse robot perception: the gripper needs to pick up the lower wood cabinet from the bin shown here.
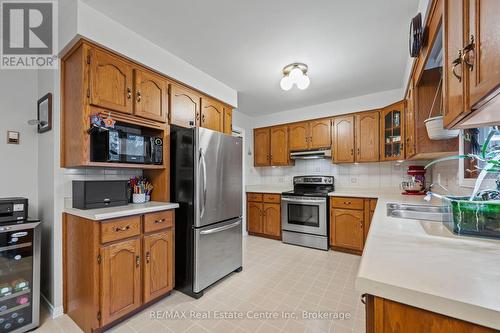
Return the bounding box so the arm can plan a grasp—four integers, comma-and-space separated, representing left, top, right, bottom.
63, 210, 175, 333
247, 193, 281, 239
364, 295, 498, 333
330, 197, 377, 255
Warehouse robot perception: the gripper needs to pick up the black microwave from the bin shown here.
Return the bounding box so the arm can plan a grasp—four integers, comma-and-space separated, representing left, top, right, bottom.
90, 127, 163, 165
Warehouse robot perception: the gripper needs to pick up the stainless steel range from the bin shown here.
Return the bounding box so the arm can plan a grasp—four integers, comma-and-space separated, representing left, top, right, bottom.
281, 176, 334, 251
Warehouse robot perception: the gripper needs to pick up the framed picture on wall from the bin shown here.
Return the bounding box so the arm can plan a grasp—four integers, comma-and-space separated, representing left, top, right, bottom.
37, 93, 52, 133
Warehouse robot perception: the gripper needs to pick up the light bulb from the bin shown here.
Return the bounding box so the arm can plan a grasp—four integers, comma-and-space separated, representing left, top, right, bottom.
280, 75, 293, 91
296, 74, 310, 90
289, 67, 303, 82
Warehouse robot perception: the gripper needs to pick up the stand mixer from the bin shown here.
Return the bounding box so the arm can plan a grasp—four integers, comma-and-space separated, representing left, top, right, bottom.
401, 165, 427, 195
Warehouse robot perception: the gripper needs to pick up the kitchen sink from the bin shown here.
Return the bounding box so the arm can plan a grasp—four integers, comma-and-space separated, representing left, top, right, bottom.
387, 203, 452, 222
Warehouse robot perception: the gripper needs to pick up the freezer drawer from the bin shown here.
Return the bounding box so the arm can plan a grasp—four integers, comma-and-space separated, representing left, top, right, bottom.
193, 218, 242, 293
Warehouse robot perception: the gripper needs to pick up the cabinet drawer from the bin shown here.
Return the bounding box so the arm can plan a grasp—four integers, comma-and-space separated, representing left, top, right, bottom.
263, 194, 280, 203
247, 193, 263, 202
330, 197, 364, 210
144, 210, 174, 233
100, 216, 141, 243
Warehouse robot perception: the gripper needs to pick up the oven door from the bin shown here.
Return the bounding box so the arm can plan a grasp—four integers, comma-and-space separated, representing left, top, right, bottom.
281, 196, 327, 236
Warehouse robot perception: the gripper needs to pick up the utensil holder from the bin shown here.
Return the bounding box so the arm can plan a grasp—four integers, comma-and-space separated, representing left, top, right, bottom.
132, 193, 146, 204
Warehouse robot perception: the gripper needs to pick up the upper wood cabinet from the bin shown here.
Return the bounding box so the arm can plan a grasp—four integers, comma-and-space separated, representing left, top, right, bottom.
133, 69, 169, 123
223, 105, 233, 135
332, 115, 355, 163
406, 81, 416, 158
254, 128, 271, 166
170, 84, 201, 128
89, 48, 133, 114
380, 102, 405, 161
443, 0, 500, 128
289, 122, 309, 151
143, 231, 173, 303
289, 119, 331, 151
200, 97, 224, 132
270, 125, 290, 165
100, 238, 141, 326
355, 111, 379, 162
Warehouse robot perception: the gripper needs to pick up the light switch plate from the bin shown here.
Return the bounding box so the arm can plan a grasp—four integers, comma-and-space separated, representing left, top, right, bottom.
7, 131, 19, 144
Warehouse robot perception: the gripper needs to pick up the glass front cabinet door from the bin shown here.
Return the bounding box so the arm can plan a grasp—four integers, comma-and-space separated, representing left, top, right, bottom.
380, 102, 405, 161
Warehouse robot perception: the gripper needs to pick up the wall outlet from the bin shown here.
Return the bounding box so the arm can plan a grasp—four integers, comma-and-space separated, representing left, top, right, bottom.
350, 177, 358, 184
278, 177, 284, 183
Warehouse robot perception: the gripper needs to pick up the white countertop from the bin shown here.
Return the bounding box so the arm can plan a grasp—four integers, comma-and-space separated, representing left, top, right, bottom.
245, 185, 292, 194
349, 188, 500, 330
64, 201, 179, 221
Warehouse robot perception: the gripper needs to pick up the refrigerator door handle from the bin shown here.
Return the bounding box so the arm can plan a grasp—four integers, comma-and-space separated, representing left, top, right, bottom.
199, 148, 207, 218
199, 220, 242, 235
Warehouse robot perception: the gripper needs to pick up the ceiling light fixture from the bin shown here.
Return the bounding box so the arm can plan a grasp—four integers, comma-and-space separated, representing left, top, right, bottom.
280, 63, 310, 91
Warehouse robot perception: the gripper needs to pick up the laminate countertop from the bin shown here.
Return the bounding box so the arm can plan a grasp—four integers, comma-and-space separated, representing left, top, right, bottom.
64, 201, 179, 221
245, 185, 292, 194
340, 188, 500, 331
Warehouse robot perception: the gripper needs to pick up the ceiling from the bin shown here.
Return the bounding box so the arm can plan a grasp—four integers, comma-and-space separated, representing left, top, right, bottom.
82, 0, 419, 116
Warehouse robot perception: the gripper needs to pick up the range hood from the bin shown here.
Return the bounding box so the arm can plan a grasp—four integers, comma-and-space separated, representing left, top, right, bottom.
290, 149, 332, 160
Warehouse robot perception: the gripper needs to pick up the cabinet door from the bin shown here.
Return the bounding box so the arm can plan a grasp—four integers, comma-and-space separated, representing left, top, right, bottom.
254, 128, 271, 166
89, 48, 133, 114
309, 119, 332, 149
443, 0, 467, 127
263, 203, 281, 237
332, 115, 355, 163
288, 122, 310, 151
270, 125, 290, 166
200, 97, 224, 132
170, 85, 200, 127
406, 81, 416, 158
247, 202, 263, 234
331, 208, 364, 251
467, 0, 500, 108
100, 238, 141, 325
143, 231, 173, 303
380, 102, 405, 161
134, 69, 169, 123
223, 106, 233, 135
355, 112, 379, 162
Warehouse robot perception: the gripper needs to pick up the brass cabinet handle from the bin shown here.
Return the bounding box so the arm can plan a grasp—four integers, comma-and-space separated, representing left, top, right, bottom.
452, 50, 463, 82
154, 218, 166, 224
113, 225, 130, 232
137, 91, 142, 102
357, 148, 360, 156
127, 88, 132, 99
361, 294, 367, 305
344, 201, 351, 205
146, 251, 150, 264
350, 148, 354, 156
135, 255, 140, 267
202, 114, 205, 123
359, 220, 363, 228
462, 35, 475, 71
196, 112, 200, 120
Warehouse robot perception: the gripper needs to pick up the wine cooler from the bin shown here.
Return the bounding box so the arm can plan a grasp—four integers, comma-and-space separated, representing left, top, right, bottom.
0, 198, 40, 333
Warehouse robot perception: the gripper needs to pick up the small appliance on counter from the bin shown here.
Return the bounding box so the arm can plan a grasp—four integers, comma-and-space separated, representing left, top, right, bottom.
281, 176, 335, 251
72, 180, 129, 209
401, 165, 427, 195
0, 198, 41, 333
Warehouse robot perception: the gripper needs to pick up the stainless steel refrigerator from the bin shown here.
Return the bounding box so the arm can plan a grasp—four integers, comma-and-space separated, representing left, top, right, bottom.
171, 126, 243, 298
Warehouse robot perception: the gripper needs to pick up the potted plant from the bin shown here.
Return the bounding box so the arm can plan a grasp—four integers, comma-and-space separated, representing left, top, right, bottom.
425, 127, 500, 238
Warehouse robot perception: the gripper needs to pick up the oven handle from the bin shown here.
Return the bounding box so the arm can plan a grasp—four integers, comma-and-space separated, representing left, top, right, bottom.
281, 197, 326, 204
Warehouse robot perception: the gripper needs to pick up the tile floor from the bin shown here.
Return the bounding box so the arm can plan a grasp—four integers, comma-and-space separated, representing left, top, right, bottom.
34, 236, 365, 333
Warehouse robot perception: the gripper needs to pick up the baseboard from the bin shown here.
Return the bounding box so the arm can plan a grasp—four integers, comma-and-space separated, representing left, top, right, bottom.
41, 293, 64, 318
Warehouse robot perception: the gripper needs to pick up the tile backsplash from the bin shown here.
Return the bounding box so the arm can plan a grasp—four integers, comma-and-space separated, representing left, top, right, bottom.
63, 168, 142, 204
247, 159, 430, 189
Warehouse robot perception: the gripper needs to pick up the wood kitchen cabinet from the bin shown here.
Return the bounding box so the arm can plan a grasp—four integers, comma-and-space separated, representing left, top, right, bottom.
253, 127, 292, 167
169, 84, 201, 128
247, 193, 281, 239
332, 115, 355, 163
330, 197, 377, 255
364, 295, 498, 333
223, 105, 233, 135
443, 0, 500, 128
289, 118, 331, 151
133, 69, 169, 123
200, 97, 224, 132
63, 210, 175, 333
254, 128, 271, 166
355, 111, 380, 162
405, 80, 416, 158
380, 101, 405, 161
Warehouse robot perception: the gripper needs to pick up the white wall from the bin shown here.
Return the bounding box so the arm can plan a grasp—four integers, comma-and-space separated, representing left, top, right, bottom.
0, 71, 39, 216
